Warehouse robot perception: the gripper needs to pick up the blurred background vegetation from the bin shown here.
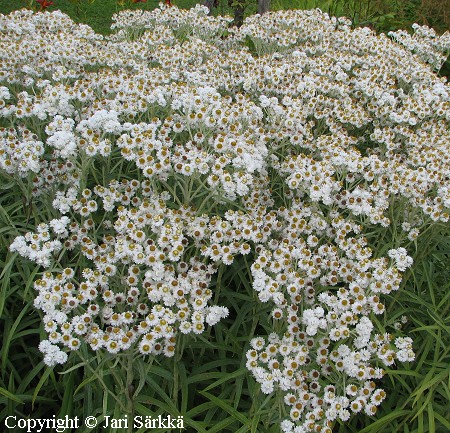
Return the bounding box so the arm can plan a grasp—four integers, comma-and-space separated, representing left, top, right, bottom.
0, 0, 448, 36
0, 0, 447, 77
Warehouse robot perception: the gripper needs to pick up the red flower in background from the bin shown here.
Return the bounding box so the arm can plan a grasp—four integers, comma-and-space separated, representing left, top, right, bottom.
165, 0, 172, 5
131, 0, 147, 3
36, 0, 54, 10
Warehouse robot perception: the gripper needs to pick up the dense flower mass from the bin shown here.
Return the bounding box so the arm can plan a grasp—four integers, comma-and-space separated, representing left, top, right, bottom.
2, 4, 449, 432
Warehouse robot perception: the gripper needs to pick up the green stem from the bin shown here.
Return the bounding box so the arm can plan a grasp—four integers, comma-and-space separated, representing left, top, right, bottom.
79, 152, 90, 192
78, 352, 128, 412
126, 352, 134, 433
172, 353, 179, 408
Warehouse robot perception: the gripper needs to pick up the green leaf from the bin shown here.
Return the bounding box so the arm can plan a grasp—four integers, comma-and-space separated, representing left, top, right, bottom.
358, 410, 410, 433
32, 366, 54, 407
199, 390, 249, 426
0, 386, 23, 404
202, 368, 247, 392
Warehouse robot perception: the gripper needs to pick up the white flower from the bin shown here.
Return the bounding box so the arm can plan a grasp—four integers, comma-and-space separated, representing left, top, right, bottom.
39, 340, 68, 367
205, 306, 229, 326
388, 247, 413, 271
49, 216, 71, 237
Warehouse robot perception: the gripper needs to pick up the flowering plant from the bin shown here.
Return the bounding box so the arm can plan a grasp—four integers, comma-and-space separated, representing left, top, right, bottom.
36, 0, 54, 11
1, 4, 449, 432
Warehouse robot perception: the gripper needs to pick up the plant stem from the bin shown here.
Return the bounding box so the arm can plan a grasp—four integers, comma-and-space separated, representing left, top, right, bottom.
126, 352, 134, 433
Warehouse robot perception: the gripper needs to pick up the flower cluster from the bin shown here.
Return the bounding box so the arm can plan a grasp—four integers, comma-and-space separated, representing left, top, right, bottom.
3, 4, 448, 432
389, 24, 450, 72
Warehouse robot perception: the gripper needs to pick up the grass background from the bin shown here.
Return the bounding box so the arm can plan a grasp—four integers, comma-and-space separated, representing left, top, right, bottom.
0, 0, 447, 77
0, 0, 449, 35
0, 1, 449, 432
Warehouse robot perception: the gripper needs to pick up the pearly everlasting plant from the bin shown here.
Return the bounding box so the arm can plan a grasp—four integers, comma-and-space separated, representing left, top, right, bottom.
2, 4, 449, 432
